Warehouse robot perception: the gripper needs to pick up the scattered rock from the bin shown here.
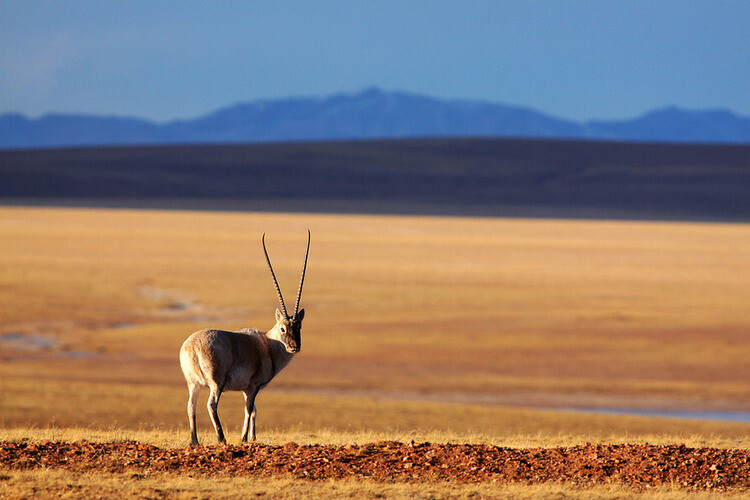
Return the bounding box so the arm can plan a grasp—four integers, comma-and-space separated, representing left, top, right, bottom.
0, 441, 748, 490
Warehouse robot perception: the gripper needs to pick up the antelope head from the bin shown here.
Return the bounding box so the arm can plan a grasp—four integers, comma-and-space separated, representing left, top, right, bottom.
263, 230, 310, 354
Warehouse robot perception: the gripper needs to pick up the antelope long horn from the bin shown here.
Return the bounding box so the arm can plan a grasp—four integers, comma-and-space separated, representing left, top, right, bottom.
293, 229, 311, 317
262, 233, 288, 318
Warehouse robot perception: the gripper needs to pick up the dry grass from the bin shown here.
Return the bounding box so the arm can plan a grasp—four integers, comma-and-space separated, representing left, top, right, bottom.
1, 207, 749, 423
2, 380, 750, 448
1, 206, 749, 415
2, 425, 749, 451
5, 468, 745, 500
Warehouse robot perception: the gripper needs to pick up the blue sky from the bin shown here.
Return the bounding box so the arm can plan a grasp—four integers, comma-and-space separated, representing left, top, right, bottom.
2, 1, 749, 122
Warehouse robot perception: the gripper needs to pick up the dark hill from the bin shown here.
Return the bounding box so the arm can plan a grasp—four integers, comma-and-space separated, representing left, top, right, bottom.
2, 138, 749, 221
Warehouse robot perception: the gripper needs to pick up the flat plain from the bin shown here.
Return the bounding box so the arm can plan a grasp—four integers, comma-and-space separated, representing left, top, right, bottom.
1, 206, 749, 497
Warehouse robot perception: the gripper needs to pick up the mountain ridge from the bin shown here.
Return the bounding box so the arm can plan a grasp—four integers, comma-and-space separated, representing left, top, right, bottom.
2, 88, 750, 149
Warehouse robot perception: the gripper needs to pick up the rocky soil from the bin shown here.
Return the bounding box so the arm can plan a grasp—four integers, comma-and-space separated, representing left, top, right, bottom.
1, 440, 749, 491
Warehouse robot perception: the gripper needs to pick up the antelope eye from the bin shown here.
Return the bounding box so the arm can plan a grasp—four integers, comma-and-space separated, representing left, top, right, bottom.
280, 326, 287, 334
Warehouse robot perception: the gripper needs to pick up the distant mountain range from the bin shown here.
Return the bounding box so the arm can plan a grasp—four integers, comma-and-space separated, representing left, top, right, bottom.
2, 88, 750, 149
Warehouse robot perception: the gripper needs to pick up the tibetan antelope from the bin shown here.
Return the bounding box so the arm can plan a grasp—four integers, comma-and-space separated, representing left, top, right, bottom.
179, 231, 310, 445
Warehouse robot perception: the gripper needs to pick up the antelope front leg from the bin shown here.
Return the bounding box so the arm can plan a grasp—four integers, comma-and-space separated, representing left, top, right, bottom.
242, 388, 259, 442
207, 386, 226, 444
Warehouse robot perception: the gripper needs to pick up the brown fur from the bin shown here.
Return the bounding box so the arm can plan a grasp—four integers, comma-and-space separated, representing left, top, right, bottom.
179, 232, 309, 446
179, 310, 303, 445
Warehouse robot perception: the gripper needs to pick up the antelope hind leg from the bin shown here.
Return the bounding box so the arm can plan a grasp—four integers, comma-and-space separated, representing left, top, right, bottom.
206, 385, 226, 444
187, 382, 201, 446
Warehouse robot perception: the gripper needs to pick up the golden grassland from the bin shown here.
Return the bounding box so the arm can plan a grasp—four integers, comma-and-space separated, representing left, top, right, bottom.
6, 469, 744, 500
1, 207, 749, 413
3, 469, 746, 500
1, 206, 749, 497
2, 423, 749, 451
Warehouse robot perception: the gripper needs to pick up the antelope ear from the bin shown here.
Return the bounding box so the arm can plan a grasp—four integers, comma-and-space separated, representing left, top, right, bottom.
296, 309, 305, 321
275, 308, 284, 322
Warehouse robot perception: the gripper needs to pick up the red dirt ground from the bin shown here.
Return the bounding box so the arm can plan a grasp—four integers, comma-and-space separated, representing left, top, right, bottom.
1, 441, 749, 491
